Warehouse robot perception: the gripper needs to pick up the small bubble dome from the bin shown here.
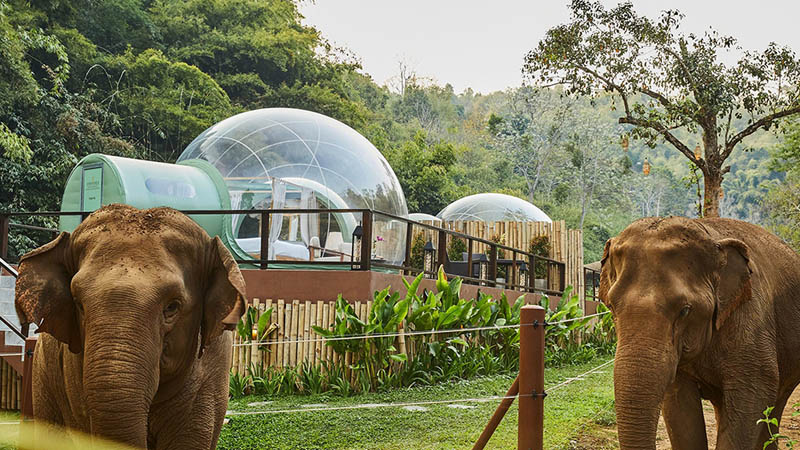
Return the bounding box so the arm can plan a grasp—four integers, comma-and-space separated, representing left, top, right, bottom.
178, 108, 408, 265
437, 193, 552, 223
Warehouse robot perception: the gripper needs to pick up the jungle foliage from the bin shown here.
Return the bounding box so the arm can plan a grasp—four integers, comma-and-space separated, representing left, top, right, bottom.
0, 0, 789, 262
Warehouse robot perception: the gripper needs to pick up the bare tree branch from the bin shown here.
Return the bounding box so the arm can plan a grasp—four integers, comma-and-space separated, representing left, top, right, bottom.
619, 115, 701, 166
724, 105, 800, 159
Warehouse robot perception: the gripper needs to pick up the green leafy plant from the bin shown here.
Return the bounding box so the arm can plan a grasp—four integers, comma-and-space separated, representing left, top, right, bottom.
229, 372, 252, 398
236, 305, 275, 349
758, 405, 798, 449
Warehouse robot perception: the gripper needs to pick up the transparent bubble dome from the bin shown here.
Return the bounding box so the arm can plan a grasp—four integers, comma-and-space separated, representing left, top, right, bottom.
437, 193, 552, 223
178, 108, 408, 265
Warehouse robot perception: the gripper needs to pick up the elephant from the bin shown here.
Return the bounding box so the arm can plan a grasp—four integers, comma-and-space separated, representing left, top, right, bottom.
601, 216, 800, 450
14, 204, 246, 449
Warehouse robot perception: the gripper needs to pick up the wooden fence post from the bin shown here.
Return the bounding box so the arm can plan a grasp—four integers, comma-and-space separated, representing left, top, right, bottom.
518, 305, 545, 450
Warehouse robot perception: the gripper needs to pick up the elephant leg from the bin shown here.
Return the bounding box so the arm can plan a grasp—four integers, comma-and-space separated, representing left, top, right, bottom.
154, 378, 229, 450
662, 375, 708, 450
715, 383, 780, 449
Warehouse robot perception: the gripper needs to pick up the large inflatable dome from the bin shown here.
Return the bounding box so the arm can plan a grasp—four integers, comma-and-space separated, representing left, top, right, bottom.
437, 193, 551, 223
177, 108, 408, 265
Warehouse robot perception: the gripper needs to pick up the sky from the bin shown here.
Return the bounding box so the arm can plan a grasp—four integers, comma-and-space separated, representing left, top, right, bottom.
299, 0, 800, 94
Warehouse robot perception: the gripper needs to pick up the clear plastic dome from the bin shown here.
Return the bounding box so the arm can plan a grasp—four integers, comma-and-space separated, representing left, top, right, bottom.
437, 193, 552, 223
178, 108, 408, 265
408, 213, 442, 224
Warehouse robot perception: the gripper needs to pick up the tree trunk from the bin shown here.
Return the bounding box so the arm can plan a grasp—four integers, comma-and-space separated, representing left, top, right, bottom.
702, 170, 722, 218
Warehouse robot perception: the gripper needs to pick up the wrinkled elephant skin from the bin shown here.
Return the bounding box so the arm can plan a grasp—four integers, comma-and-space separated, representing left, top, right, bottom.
602, 217, 800, 450
14, 204, 246, 449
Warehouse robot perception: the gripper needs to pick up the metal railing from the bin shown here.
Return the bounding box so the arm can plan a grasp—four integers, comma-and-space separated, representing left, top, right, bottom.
0, 256, 26, 340
1, 208, 566, 295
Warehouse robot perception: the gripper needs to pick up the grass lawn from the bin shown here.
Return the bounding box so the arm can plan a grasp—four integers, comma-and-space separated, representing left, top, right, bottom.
218, 356, 615, 450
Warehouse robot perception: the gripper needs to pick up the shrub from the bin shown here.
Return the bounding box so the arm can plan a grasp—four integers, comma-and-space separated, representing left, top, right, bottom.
529, 235, 551, 278
410, 231, 426, 269
447, 236, 467, 261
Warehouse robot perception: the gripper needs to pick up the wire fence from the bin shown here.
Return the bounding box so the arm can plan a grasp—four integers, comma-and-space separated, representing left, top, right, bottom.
225, 357, 616, 417
230, 310, 612, 348
230, 323, 526, 348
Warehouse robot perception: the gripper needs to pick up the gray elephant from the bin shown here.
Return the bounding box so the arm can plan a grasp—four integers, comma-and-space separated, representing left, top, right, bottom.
15, 204, 246, 449
601, 217, 800, 449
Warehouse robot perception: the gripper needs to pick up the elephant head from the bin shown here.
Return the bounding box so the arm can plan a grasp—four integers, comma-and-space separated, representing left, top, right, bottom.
14, 204, 246, 447
600, 217, 753, 450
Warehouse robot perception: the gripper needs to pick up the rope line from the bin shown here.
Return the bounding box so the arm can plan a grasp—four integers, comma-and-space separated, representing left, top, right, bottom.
545, 311, 610, 326
232, 311, 613, 348
546, 358, 615, 393
226, 358, 616, 417
231, 323, 525, 348
226, 393, 534, 416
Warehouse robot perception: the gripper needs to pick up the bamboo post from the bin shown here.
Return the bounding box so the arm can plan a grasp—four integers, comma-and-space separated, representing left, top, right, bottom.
257, 299, 267, 371
283, 300, 292, 367
303, 300, 312, 363
238, 321, 246, 375
322, 302, 333, 362
315, 301, 323, 364
261, 299, 275, 368
297, 302, 307, 366
309, 302, 318, 365
518, 305, 545, 450
231, 328, 238, 374
277, 299, 286, 367
246, 299, 258, 374
290, 300, 300, 367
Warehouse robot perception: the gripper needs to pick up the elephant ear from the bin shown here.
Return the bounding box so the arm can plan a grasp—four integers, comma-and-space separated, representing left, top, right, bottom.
15, 232, 83, 353
201, 236, 246, 357
714, 238, 753, 330
598, 238, 615, 307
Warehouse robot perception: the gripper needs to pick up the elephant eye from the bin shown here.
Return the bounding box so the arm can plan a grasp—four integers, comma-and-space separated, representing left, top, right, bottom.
679, 305, 691, 318
164, 301, 181, 319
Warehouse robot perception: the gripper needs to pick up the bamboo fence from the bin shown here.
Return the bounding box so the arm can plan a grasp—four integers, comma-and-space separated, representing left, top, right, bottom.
0, 358, 20, 411
231, 298, 376, 376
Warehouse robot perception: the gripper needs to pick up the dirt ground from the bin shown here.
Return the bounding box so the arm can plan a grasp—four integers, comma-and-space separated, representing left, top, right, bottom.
570, 386, 800, 449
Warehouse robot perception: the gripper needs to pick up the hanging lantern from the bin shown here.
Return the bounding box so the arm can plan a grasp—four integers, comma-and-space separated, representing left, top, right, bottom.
621, 135, 629, 152
694, 144, 702, 160
423, 240, 436, 278
251, 324, 258, 340
518, 262, 529, 292
643, 159, 651, 176
350, 225, 363, 270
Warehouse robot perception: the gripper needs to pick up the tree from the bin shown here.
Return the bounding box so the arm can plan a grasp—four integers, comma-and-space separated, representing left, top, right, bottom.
524, 0, 800, 217
386, 131, 459, 214
490, 87, 574, 204
563, 115, 621, 229
765, 120, 800, 248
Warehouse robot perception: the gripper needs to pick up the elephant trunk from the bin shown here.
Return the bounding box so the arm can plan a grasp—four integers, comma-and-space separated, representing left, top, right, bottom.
83, 318, 160, 448
613, 340, 676, 450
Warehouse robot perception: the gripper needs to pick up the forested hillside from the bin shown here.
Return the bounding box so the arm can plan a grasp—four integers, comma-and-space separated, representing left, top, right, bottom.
0, 0, 788, 262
